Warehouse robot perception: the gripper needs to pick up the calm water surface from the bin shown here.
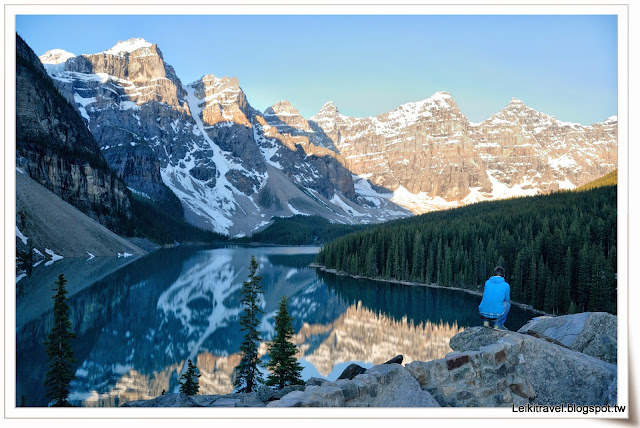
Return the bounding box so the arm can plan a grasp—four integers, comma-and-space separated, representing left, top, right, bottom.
16, 245, 536, 407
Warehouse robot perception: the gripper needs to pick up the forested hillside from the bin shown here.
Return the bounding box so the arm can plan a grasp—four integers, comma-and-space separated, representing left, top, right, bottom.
238, 215, 370, 245
316, 185, 617, 315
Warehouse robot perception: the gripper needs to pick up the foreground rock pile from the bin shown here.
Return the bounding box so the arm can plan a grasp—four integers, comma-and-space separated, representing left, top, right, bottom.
411, 324, 616, 407
123, 312, 617, 408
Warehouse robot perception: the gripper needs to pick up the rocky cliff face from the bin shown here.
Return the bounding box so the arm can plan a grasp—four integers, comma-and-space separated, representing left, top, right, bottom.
40, 38, 411, 236
310, 94, 617, 213
16, 35, 131, 233
41, 38, 195, 210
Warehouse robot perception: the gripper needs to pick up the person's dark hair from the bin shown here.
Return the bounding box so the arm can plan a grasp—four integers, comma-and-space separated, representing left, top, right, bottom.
493, 266, 505, 277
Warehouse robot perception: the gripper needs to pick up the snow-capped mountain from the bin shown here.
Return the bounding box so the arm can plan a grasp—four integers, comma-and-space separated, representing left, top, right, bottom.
40, 39, 410, 236
38, 48, 76, 65
39, 37, 617, 231
310, 93, 617, 213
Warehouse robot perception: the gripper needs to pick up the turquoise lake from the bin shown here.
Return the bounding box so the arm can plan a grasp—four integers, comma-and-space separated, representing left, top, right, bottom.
16, 245, 536, 407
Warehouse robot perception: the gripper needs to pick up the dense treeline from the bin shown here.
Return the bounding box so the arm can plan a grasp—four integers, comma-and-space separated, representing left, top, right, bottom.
317, 186, 617, 315
237, 215, 371, 245
128, 194, 226, 244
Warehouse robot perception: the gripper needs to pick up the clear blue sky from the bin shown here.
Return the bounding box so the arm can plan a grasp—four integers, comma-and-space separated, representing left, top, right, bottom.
16, 15, 617, 124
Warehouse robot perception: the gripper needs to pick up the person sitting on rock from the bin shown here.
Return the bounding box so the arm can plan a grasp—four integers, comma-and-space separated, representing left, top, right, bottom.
478, 266, 511, 331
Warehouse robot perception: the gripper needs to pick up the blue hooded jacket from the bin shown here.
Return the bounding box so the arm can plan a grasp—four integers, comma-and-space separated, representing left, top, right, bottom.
478, 276, 510, 316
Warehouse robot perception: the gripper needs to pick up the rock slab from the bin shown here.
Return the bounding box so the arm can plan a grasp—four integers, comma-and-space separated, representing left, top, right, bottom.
444, 325, 617, 406
517, 312, 617, 364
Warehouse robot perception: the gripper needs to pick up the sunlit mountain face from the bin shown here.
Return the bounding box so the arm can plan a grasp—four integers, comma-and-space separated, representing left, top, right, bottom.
16, 246, 535, 407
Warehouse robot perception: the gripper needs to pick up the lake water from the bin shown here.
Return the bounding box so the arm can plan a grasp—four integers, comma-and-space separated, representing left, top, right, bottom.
16, 245, 536, 407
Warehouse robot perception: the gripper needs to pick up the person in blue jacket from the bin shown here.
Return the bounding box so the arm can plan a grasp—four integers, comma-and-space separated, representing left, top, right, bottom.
478, 266, 511, 331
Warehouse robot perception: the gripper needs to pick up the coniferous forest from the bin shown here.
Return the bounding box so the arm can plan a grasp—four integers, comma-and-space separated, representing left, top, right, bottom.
236, 215, 371, 245
316, 185, 617, 315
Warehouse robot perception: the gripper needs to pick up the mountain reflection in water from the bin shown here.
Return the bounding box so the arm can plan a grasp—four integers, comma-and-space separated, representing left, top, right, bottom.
16, 245, 535, 407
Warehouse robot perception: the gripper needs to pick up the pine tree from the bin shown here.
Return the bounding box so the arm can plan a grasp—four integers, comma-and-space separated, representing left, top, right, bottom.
234, 256, 264, 393
179, 359, 200, 395
265, 296, 304, 390
43, 274, 76, 407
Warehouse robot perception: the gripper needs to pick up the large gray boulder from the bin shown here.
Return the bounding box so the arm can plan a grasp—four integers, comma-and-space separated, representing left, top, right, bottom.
449, 326, 510, 352
517, 312, 617, 363
351, 364, 439, 407
445, 327, 617, 406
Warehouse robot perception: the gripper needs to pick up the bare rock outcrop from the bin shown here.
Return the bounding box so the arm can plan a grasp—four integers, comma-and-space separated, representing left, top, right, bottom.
517, 312, 617, 364
417, 324, 617, 407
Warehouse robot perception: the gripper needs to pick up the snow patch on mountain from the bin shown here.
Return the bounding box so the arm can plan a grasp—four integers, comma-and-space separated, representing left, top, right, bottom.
39, 49, 76, 65
462, 187, 491, 205
287, 202, 310, 217
548, 154, 577, 170
391, 186, 461, 213
486, 170, 539, 200
558, 179, 577, 190
103, 38, 153, 55
16, 226, 28, 245
330, 193, 366, 217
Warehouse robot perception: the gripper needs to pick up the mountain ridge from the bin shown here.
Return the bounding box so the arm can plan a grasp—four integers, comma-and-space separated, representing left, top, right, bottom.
37, 36, 617, 231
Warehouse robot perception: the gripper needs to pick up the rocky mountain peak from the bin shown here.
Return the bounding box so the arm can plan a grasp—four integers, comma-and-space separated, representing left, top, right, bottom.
263, 99, 315, 136
200, 74, 240, 89
429, 91, 456, 107
507, 97, 526, 107
189, 73, 252, 130
377, 91, 464, 130
195, 75, 245, 105
430, 90, 453, 101
264, 99, 303, 118
485, 97, 552, 127
313, 101, 341, 118
39, 49, 76, 64
103, 38, 153, 56
58, 40, 185, 106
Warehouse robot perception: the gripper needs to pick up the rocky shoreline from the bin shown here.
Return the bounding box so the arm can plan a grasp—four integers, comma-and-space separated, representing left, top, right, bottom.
123, 312, 616, 408
310, 263, 547, 316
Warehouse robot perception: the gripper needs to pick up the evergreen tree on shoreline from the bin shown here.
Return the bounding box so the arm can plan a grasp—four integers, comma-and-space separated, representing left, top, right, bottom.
179, 359, 200, 396
266, 296, 304, 390
43, 273, 76, 407
234, 256, 264, 393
